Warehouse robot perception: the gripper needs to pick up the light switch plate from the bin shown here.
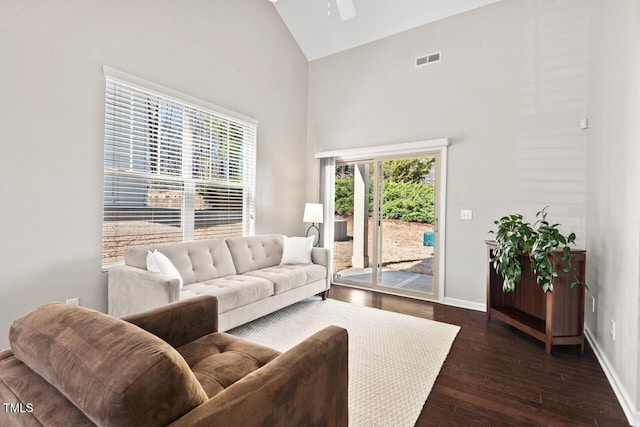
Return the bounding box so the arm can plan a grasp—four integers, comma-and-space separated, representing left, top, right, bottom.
580, 118, 588, 129
460, 209, 473, 220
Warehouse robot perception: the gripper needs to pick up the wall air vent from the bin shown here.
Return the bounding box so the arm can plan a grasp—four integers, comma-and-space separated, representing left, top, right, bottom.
415, 51, 441, 68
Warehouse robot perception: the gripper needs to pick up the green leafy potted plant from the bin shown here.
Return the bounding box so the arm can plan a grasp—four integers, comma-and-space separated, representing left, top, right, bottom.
489, 207, 586, 292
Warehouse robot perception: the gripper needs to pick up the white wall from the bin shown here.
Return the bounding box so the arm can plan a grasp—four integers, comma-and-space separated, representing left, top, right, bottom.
307, 0, 589, 306
586, 0, 640, 423
0, 0, 308, 348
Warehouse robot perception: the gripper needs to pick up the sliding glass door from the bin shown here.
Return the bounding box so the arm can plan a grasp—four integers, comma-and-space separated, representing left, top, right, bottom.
373, 155, 438, 299
332, 153, 440, 301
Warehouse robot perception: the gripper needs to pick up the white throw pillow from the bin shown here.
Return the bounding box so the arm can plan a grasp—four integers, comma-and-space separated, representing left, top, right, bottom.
280, 235, 314, 265
146, 250, 183, 288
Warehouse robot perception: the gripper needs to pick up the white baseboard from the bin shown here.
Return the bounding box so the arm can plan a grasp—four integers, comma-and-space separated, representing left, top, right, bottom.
443, 297, 485, 312
584, 326, 639, 426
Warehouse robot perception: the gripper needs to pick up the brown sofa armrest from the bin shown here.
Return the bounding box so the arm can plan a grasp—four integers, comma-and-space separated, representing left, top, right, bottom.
169, 325, 349, 427
122, 296, 219, 348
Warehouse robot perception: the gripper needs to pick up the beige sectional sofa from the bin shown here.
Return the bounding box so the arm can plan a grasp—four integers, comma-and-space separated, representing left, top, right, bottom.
108, 234, 329, 331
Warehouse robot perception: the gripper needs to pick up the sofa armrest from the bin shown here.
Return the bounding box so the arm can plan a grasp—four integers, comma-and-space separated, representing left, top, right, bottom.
108, 264, 181, 317
0, 350, 13, 362
122, 296, 219, 348
312, 247, 331, 291
169, 325, 349, 427
311, 247, 329, 268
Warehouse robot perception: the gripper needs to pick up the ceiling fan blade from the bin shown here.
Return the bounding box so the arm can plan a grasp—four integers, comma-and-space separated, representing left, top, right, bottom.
335, 0, 356, 20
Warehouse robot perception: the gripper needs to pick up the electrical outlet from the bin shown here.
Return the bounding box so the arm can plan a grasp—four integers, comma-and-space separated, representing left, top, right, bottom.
591, 296, 595, 313
66, 297, 79, 306
610, 319, 616, 340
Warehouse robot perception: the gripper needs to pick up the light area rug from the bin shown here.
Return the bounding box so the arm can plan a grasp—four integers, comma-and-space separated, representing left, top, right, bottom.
228, 297, 460, 427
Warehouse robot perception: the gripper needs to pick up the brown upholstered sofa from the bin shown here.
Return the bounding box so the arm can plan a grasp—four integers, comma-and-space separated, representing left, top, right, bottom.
0, 296, 348, 426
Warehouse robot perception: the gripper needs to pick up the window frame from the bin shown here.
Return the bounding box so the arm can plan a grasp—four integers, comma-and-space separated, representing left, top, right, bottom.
102, 66, 257, 266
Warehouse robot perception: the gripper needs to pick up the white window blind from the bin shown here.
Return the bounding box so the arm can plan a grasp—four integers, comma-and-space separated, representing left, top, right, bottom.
103, 70, 256, 264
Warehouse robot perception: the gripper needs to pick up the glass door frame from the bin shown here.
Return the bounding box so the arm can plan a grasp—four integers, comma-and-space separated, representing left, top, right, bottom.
370, 152, 441, 301
318, 138, 449, 304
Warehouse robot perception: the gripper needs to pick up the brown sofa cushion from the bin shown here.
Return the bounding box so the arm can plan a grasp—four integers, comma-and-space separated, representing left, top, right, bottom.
168, 325, 349, 427
0, 354, 94, 426
9, 303, 209, 427
177, 332, 281, 398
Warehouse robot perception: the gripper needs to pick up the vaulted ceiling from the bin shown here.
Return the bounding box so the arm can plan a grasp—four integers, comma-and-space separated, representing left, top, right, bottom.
271, 0, 503, 60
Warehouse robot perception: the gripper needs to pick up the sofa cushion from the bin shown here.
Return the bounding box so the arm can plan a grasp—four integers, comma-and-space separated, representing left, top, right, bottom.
245, 263, 327, 294
226, 234, 283, 274
180, 275, 274, 313
301, 263, 328, 283
125, 239, 237, 285
177, 332, 280, 398
0, 354, 94, 426
280, 235, 314, 264
9, 303, 209, 427
147, 249, 184, 288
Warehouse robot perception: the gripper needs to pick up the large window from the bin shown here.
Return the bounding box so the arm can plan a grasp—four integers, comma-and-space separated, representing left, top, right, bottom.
102, 68, 257, 264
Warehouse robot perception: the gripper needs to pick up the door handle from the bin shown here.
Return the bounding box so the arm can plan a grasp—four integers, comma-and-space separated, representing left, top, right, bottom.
434, 217, 439, 233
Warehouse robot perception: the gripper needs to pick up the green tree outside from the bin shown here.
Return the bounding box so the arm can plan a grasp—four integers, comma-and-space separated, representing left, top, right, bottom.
334, 159, 435, 224
383, 158, 434, 184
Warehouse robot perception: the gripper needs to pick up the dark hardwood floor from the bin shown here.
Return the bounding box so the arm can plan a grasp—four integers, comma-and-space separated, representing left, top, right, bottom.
328, 285, 630, 427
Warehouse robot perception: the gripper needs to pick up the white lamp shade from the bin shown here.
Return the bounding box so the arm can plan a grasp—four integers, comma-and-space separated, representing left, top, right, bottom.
303, 203, 324, 223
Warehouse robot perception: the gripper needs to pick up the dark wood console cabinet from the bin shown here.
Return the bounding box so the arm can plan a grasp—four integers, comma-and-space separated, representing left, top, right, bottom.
486, 241, 586, 354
